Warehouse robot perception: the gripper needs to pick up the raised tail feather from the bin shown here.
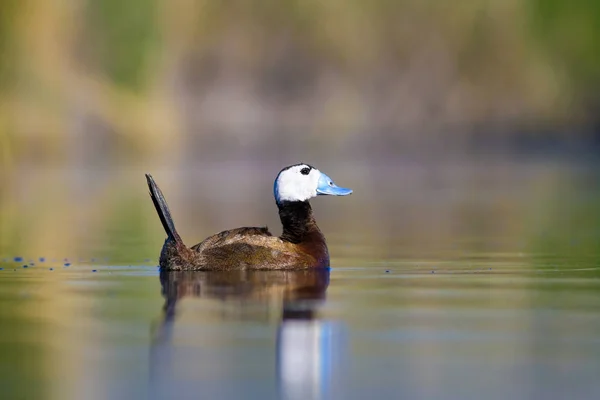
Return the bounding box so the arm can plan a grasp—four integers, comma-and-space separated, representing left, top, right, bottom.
145, 174, 183, 245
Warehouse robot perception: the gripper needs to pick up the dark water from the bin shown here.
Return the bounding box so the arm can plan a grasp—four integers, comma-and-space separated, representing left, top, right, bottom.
1, 159, 600, 400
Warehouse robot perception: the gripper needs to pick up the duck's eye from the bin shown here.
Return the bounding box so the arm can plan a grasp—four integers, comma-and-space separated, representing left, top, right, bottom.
329, 181, 333, 186
300, 167, 310, 175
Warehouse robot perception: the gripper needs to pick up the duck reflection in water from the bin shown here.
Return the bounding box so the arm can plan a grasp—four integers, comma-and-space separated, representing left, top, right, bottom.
150, 269, 346, 400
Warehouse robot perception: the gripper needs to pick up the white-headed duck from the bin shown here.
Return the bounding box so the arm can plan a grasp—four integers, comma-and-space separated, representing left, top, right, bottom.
145, 163, 352, 270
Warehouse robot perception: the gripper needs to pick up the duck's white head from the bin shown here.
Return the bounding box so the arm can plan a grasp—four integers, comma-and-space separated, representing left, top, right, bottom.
274, 163, 353, 204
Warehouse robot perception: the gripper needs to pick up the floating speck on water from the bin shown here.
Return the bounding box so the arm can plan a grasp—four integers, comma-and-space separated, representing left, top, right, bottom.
431, 270, 435, 274
39, 257, 45, 262
91, 258, 96, 262
64, 258, 69, 262
23, 265, 28, 268
64, 263, 71, 267
0, 268, 3, 271
144, 258, 151, 262
14, 257, 23, 262
92, 269, 97, 272
385, 269, 390, 273
49, 268, 54, 271
29, 262, 35, 266
489, 268, 492, 270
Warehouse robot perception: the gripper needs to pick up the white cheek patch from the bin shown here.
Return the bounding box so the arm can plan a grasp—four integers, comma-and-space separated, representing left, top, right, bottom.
276, 167, 321, 203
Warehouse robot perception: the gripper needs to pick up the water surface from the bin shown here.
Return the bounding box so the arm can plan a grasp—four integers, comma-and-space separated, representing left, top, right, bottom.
1, 159, 600, 400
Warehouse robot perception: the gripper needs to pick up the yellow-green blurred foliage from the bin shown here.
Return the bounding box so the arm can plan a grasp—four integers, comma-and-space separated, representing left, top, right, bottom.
1, 0, 600, 167
1, 0, 600, 261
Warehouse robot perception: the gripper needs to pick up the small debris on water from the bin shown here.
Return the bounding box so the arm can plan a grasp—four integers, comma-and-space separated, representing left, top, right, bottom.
22, 265, 28, 268
64, 263, 71, 267
431, 270, 435, 274
14, 257, 23, 262
385, 269, 390, 273
49, 268, 54, 271
92, 269, 97, 272
39, 257, 45, 262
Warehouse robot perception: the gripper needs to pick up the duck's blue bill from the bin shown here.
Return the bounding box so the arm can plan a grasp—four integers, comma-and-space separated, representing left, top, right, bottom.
316, 173, 353, 196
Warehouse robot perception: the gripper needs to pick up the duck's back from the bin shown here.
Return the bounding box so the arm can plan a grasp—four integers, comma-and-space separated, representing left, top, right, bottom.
191, 226, 273, 253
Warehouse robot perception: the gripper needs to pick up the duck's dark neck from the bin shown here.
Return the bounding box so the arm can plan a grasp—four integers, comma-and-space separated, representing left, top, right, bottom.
278, 200, 323, 244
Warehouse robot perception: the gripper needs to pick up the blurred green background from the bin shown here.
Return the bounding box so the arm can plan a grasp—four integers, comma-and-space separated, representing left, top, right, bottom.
0, 0, 599, 261
2, 0, 600, 162
2, 4, 600, 399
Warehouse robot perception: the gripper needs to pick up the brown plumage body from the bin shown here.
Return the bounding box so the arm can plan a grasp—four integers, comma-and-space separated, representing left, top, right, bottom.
146, 174, 331, 271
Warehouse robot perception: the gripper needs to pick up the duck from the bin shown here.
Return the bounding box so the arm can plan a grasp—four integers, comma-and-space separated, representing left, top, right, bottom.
145, 163, 352, 270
